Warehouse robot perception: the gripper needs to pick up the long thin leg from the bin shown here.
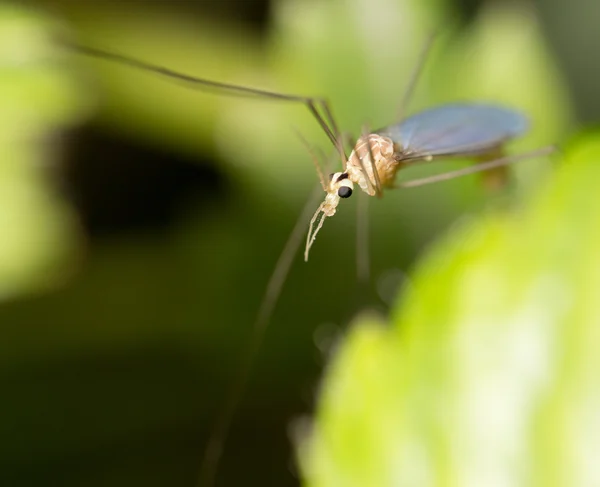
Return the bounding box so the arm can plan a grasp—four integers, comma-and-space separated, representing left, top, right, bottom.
305, 100, 346, 155
197, 182, 326, 487
396, 146, 556, 189
475, 146, 508, 191
66, 41, 346, 161
347, 131, 372, 281
343, 131, 356, 155
318, 99, 348, 169
396, 31, 437, 121
294, 128, 328, 190
356, 192, 370, 282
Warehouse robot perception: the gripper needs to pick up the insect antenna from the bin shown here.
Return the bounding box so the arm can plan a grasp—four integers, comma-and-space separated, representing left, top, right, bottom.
304, 204, 328, 261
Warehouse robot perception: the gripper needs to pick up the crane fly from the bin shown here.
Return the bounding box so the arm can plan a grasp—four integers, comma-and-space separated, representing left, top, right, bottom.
65, 41, 551, 259
63, 35, 553, 487
304, 103, 534, 259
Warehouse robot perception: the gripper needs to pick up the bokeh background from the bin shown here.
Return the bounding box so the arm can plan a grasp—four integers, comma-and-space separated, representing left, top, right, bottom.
1, 0, 596, 486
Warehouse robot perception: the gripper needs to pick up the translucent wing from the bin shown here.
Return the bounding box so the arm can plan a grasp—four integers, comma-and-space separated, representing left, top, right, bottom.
377, 103, 528, 160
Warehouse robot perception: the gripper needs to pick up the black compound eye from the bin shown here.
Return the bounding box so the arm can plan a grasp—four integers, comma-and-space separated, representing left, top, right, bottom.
338, 186, 353, 198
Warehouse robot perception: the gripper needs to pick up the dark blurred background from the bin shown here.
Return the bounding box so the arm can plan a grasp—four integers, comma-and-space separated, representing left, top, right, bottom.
0, 0, 596, 486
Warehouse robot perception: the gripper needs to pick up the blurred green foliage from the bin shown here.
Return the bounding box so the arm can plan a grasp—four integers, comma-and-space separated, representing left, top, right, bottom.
0, 0, 582, 486
298, 134, 600, 487
0, 3, 90, 298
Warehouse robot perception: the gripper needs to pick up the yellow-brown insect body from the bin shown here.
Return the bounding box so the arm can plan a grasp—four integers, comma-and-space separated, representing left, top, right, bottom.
345, 134, 398, 195
304, 133, 402, 260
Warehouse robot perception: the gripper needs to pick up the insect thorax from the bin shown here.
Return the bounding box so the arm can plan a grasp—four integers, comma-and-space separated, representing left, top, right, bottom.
346, 134, 397, 195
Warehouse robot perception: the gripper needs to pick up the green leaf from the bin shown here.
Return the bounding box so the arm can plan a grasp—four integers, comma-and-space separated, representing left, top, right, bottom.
298, 135, 600, 487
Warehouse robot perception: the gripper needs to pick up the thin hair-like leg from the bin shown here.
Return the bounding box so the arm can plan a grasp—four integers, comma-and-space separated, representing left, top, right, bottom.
294, 128, 328, 190
318, 99, 348, 169
197, 182, 326, 487
68, 38, 350, 487
66, 41, 347, 162
396, 31, 437, 121
397, 146, 556, 189
343, 131, 356, 155
306, 100, 345, 155
307, 99, 347, 170
356, 192, 370, 282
